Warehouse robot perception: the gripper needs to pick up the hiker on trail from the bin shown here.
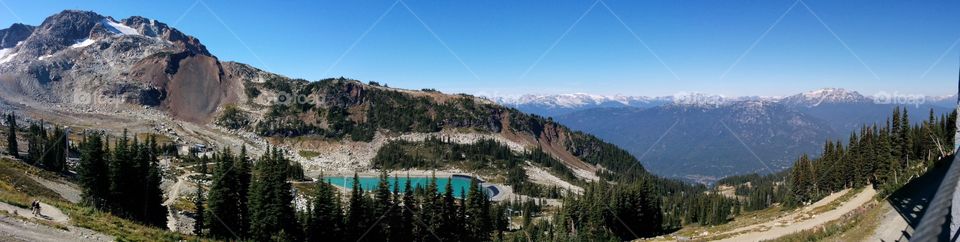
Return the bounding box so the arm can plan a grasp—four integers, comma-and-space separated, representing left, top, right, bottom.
31, 200, 41, 216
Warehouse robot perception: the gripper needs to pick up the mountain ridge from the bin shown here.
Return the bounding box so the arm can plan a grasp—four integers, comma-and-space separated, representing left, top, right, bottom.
0, 10, 660, 187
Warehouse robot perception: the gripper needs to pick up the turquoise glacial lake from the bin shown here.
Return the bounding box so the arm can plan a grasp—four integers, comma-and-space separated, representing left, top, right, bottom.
323, 175, 493, 198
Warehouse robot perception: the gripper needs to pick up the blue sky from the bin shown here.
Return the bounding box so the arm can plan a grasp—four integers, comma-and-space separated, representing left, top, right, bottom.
2, 0, 958, 97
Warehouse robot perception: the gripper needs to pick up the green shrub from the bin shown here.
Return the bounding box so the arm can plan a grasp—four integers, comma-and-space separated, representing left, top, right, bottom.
216, 105, 250, 130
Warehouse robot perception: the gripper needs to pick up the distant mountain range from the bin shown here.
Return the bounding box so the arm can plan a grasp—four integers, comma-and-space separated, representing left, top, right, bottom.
493, 88, 955, 183
492, 88, 955, 118
490, 94, 674, 117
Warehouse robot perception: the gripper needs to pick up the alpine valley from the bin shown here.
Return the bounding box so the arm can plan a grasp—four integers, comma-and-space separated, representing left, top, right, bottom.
495, 89, 954, 183
0, 9, 954, 242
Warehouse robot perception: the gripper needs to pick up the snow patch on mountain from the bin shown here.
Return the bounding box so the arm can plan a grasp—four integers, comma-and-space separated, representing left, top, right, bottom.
0, 40, 23, 64
70, 38, 96, 48
0, 48, 12, 59
0, 50, 16, 64
102, 18, 139, 35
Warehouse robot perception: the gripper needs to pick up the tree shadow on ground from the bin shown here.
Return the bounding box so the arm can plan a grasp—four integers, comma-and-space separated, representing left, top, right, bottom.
884, 154, 954, 241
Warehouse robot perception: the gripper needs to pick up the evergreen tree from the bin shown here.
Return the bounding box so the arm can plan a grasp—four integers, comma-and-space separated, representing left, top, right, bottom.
397, 178, 416, 242
247, 148, 301, 241
440, 179, 460, 241
790, 154, 814, 204
137, 136, 168, 227
206, 149, 243, 239
108, 130, 133, 217
307, 173, 344, 242
123, 137, 167, 227
892, 107, 903, 159
371, 170, 393, 241
41, 126, 67, 172
25, 122, 45, 166
419, 174, 442, 242
464, 177, 491, 242
901, 109, 912, 159
193, 157, 207, 236
77, 131, 167, 227
5, 113, 17, 158
345, 173, 370, 241
77, 132, 110, 209
236, 145, 252, 238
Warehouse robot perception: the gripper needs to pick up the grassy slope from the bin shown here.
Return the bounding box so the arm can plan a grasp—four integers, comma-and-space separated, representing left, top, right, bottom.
0, 156, 214, 241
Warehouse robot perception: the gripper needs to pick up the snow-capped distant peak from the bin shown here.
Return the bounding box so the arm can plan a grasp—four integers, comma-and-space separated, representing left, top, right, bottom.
802, 88, 855, 98
102, 18, 139, 35
491, 93, 676, 110
511, 93, 628, 108
783, 88, 870, 107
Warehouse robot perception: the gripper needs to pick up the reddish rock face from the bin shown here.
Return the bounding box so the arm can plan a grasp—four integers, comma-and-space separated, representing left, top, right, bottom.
130, 52, 240, 123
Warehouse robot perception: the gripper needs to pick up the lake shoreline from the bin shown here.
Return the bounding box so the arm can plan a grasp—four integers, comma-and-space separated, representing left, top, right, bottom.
307, 169, 475, 180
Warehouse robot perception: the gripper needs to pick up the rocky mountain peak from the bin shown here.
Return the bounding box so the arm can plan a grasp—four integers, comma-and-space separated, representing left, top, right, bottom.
0, 10, 232, 123
9, 10, 209, 57
0, 23, 35, 48
20, 10, 105, 56
120, 15, 210, 55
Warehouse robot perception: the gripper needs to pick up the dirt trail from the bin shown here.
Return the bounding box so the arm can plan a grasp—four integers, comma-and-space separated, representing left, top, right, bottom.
864, 157, 952, 242
27, 175, 81, 203
715, 186, 877, 242
163, 162, 200, 233
0, 201, 112, 242
868, 202, 911, 242
0, 201, 69, 224
0, 215, 113, 242
712, 188, 851, 237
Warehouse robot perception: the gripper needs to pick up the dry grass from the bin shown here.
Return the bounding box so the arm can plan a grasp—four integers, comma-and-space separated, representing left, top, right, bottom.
0, 158, 65, 204
763, 201, 880, 242
171, 196, 197, 214
808, 187, 862, 215
298, 150, 321, 159
667, 205, 790, 239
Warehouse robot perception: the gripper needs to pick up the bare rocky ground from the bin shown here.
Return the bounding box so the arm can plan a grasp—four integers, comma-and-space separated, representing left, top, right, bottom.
288, 131, 530, 174
524, 164, 583, 194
